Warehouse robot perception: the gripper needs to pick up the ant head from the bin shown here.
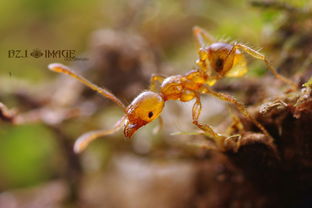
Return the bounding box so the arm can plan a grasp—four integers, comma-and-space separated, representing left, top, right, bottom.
124, 91, 164, 138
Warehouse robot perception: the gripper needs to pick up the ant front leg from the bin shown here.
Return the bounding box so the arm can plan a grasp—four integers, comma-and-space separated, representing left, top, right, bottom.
149, 74, 165, 92
192, 95, 226, 150
233, 43, 298, 90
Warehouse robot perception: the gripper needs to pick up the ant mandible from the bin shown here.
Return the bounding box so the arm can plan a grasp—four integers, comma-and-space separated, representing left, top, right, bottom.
49, 26, 297, 153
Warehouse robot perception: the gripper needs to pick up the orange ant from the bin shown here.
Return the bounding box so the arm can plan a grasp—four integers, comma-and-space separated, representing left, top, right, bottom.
49, 26, 297, 153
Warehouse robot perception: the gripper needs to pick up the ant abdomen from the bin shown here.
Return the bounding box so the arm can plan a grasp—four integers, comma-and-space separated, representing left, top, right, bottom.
207, 42, 234, 73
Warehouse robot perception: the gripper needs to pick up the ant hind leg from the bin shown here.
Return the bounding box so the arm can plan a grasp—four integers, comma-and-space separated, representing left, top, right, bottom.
233, 43, 298, 90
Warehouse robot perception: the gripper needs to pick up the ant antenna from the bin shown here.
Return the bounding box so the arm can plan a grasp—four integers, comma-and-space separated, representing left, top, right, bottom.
73, 115, 126, 153
48, 63, 126, 111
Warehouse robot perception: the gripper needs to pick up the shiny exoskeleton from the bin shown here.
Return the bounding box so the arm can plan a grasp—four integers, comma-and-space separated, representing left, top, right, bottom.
49, 26, 297, 153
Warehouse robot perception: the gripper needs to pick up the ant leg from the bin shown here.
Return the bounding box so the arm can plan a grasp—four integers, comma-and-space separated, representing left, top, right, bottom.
74, 116, 126, 153
201, 86, 275, 145
192, 95, 226, 149
193, 26, 216, 72
149, 74, 165, 92
233, 43, 298, 90
193, 26, 216, 48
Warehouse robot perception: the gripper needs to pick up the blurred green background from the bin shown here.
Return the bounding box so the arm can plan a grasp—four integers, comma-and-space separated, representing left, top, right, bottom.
0, 0, 310, 199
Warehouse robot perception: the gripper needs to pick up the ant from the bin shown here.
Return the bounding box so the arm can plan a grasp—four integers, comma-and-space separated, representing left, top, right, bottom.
49, 26, 297, 153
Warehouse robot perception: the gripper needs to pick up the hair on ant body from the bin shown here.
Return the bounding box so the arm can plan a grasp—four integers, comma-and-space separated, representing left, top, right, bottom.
49, 26, 297, 153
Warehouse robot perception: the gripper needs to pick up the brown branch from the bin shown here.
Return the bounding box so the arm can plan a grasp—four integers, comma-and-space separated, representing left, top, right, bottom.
0, 102, 16, 123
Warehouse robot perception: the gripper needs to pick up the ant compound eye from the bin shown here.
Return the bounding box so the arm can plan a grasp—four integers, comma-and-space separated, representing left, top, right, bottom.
148, 111, 154, 118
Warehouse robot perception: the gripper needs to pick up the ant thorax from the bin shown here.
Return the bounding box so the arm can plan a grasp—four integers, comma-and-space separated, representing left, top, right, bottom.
160, 71, 205, 102
160, 75, 184, 101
